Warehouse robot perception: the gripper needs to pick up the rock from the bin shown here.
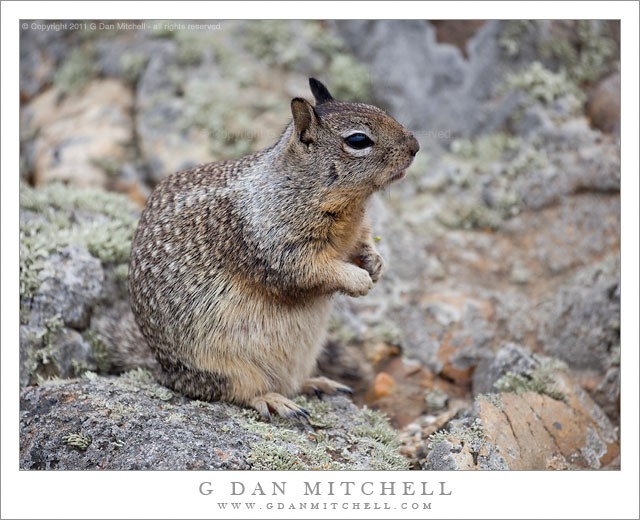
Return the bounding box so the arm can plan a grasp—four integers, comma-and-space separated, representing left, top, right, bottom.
423, 368, 619, 470
20, 183, 139, 385
29, 245, 104, 330
21, 79, 135, 188
539, 256, 620, 371
334, 20, 540, 152
473, 343, 537, 395
20, 23, 70, 100
592, 366, 620, 422
20, 374, 409, 470
587, 72, 620, 134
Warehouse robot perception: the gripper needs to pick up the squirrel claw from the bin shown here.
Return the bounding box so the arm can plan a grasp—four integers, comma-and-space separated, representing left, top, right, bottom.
302, 377, 354, 398
250, 393, 309, 421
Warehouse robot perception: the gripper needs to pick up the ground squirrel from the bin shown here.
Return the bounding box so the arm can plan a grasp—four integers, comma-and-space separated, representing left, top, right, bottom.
127, 78, 419, 419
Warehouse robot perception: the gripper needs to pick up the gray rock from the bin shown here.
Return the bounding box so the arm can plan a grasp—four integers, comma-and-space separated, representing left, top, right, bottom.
473, 343, 537, 395
20, 375, 409, 470
423, 440, 460, 471
539, 257, 620, 370
20, 22, 70, 99
30, 245, 104, 330
333, 20, 539, 152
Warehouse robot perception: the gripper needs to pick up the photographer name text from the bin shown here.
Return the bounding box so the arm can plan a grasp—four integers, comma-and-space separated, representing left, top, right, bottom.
200, 480, 452, 497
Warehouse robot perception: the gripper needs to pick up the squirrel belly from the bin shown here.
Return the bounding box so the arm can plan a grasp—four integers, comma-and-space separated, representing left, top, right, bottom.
127, 78, 419, 419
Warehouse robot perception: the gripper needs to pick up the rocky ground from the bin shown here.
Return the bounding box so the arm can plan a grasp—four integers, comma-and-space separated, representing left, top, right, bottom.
19, 20, 620, 470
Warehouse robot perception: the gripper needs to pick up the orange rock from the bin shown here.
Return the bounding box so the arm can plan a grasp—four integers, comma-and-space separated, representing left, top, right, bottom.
372, 372, 396, 398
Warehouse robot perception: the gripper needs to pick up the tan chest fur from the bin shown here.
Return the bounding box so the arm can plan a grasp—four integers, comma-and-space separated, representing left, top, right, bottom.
191, 283, 334, 402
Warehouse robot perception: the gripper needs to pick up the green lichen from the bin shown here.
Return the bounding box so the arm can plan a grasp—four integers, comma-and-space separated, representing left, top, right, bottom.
538, 20, 617, 84
352, 406, 398, 445
84, 330, 112, 373
327, 54, 372, 102
146, 386, 174, 401
475, 393, 504, 410
87, 393, 140, 422
428, 417, 485, 450
25, 315, 65, 383
242, 21, 303, 68
425, 387, 448, 411
63, 433, 92, 451
499, 20, 538, 57
53, 47, 97, 96
113, 263, 129, 282
304, 21, 346, 57
150, 20, 179, 38
238, 397, 407, 470
502, 61, 584, 105
178, 80, 255, 160
438, 133, 554, 231
91, 156, 122, 177
495, 356, 568, 402
119, 52, 149, 84
174, 31, 206, 66
450, 133, 522, 162
20, 182, 139, 299
121, 367, 155, 384
369, 322, 404, 347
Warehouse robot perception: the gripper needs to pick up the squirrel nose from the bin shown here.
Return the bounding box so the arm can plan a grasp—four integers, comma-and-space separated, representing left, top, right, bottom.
405, 133, 420, 157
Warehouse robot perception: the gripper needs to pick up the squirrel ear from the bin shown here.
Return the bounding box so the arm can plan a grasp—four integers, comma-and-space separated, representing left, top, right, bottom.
291, 97, 319, 144
309, 77, 334, 105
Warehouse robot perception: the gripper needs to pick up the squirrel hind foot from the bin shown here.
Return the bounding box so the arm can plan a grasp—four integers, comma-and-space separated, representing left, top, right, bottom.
302, 376, 354, 398
250, 392, 310, 421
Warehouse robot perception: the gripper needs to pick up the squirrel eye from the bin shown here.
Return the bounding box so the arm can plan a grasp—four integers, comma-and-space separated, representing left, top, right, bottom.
344, 133, 374, 149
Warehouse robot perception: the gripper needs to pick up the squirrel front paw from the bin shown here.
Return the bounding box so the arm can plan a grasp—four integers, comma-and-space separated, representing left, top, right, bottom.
357, 247, 386, 283
340, 263, 374, 297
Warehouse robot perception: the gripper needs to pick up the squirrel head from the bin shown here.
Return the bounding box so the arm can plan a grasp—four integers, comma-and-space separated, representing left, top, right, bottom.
283, 78, 419, 211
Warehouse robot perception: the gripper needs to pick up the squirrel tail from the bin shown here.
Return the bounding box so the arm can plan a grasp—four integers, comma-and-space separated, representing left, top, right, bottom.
92, 302, 162, 377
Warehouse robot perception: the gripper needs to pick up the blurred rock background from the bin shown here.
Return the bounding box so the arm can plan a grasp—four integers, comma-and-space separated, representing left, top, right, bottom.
19, 20, 620, 470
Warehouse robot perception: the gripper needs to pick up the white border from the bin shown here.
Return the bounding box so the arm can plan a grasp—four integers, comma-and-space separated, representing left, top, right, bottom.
2, 2, 638, 519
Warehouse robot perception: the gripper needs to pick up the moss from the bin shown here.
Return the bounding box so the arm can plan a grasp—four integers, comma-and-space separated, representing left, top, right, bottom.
53, 47, 97, 96
20, 182, 139, 299
119, 52, 149, 84
63, 433, 92, 450
495, 356, 568, 401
